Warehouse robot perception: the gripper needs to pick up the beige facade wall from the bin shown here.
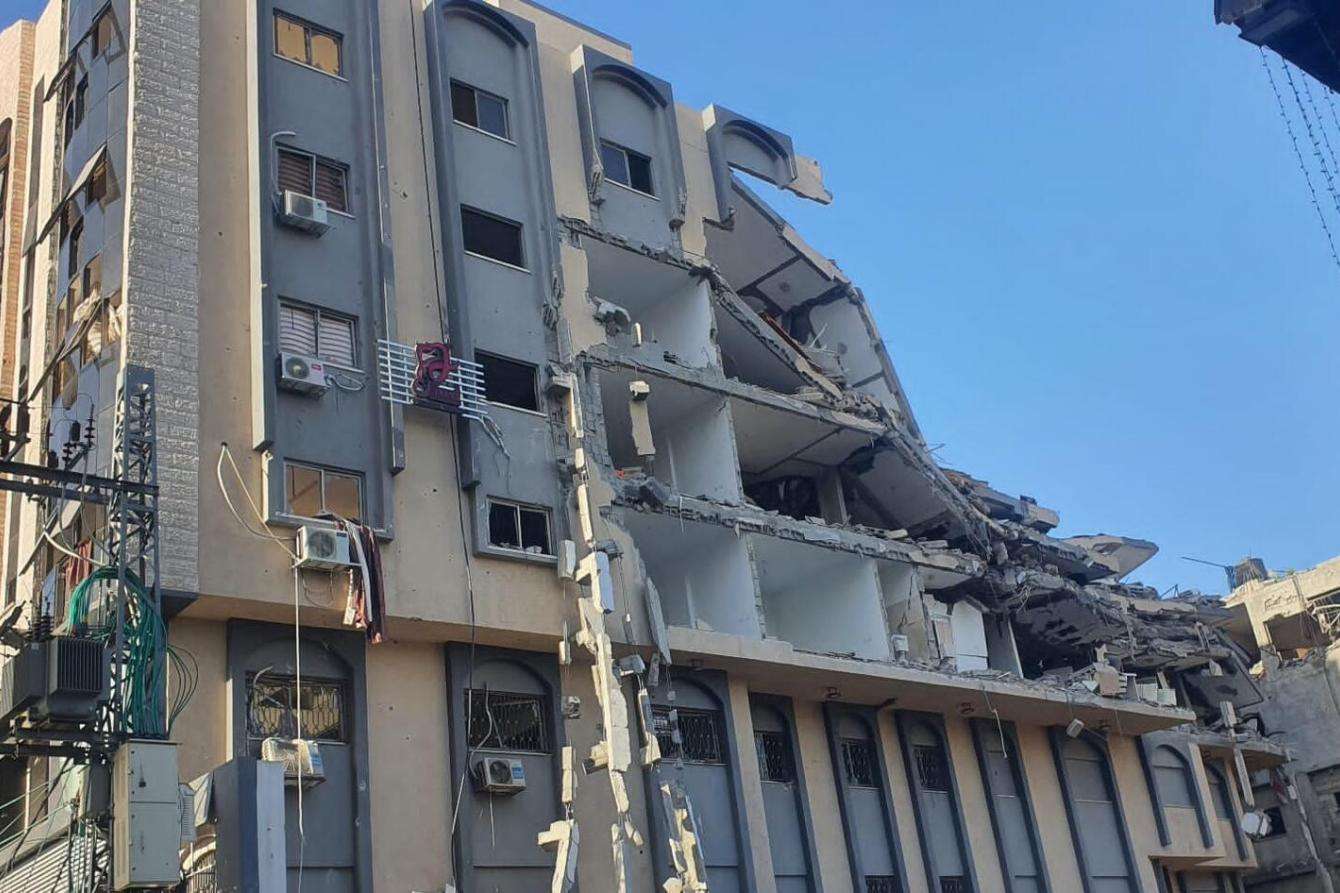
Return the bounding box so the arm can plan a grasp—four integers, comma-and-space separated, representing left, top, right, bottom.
0, 0, 1265, 891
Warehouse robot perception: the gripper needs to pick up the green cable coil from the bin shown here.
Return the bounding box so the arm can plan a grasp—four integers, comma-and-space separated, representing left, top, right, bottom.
65, 567, 168, 737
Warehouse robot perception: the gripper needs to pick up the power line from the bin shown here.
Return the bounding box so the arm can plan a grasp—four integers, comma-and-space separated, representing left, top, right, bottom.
1260, 47, 1340, 272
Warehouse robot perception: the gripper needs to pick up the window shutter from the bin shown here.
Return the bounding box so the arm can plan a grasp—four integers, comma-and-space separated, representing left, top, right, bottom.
313, 160, 347, 212
278, 304, 318, 356
319, 315, 356, 367
276, 150, 311, 196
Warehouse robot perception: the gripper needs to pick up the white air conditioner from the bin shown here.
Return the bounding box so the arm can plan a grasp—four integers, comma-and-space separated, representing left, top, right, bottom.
277, 353, 329, 396
472, 756, 526, 795
295, 525, 355, 571
278, 190, 330, 235
260, 737, 326, 788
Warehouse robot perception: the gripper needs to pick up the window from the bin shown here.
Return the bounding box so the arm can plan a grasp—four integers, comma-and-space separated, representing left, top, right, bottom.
74, 77, 87, 129
939, 879, 967, 893
866, 878, 899, 893
274, 12, 342, 76
1151, 745, 1196, 808
653, 706, 725, 764
449, 80, 509, 139
487, 500, 551, 555
914, 742, 950, 792
1261, 805, 1286, 838
67, 218, 83, 279
466, 689, 550, 753
247, 672, 346, 742
755, 729, 795, 783
278, 302, 357, 368
92, 11, 115, 58
86, 157, 107, 205
284, 461, 363, 521
841, 738, 879, 788
460, 207, 524, 268
276, 147, 348, 213
477, 352, 538, 411
599, 140, 654, 195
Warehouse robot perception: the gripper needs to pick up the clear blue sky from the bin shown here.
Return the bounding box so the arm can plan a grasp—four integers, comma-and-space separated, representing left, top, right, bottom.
5, 1, 1335, 596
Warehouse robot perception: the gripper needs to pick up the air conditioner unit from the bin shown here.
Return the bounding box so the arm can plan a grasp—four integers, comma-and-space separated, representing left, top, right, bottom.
277, 353, 329, 396
890, 634, 910, 660
472, 756, 526, 795
0, 636, 107, 729
1154, 688, 1178, 708
260, 737, 326, 788
295, 525, 355, 571
278, 190, 330, 235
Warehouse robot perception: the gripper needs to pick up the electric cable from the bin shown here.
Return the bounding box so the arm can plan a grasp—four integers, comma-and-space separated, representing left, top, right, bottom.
216, 442, 299, 562
1261, 47, 1340, 271
407, 0, 486, 843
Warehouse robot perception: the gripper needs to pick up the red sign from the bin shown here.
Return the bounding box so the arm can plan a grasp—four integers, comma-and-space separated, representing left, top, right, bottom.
412, 342, 461, 411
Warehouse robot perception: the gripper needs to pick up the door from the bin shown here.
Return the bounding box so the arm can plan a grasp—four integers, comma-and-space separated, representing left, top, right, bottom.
233, 628, 364, 892
750, 699, 816, 892
976, 723, 1046, 893
651, 678, 746, 891
450, 649, 560, 892
901, 716, 973, 893
1057, 735, 1137, 893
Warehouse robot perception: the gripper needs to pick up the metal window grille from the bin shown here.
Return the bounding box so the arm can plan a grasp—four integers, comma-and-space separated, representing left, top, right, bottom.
246, 674, 346, 742
842, 738, 879, 787
914, 743, 950, 792
940, 877, 967, 893
467, 689, 550, 753
866, 877, 900, 893
276, 149, 311, 196
755, 730, 795, 783
654, 707, 725, 764
314, 160, 347, 212
278, 304, 318, 356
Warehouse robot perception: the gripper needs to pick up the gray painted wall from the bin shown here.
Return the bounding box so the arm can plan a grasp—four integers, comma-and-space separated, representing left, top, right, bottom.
423, 0, 566, 566
255, 0, 397, 531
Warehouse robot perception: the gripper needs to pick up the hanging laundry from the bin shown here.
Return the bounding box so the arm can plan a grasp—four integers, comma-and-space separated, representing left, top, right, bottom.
338, 520, 387, 644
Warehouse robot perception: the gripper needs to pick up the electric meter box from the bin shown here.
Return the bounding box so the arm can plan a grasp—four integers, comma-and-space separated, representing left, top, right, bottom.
113, 740, 182, 890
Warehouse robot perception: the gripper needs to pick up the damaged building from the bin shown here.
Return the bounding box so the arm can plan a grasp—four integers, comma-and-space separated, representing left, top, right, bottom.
0, 0, 1305, 891
1220, 556, 1340, 893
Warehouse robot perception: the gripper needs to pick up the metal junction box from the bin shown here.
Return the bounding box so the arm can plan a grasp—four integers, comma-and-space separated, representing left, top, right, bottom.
113, 740, 182, 890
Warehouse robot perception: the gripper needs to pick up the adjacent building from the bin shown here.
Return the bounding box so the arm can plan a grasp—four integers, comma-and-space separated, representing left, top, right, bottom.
1224, 556, 1340, 893
0, 1, 1297, 891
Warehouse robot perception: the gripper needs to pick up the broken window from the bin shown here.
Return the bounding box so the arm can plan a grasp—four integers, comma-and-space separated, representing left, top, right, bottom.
278, 301, 357, 368
284, 461, 363, 521
654, 706, 725, 764
754, 729, 795, 783
66, 217, 83, 280
913, 743, 950, 792
247, 673, 346, 742
1261, 805, 1286, 838
276, 147, 348, 212
599, 140, 654, 195
487, 500, 551, 555
477, 351, 538, 412
466, 689, 550, 752
92, 10, 115, 58
841, 738, 879, 788
449, 80, 509, 139
274, 11, 342, 76
460, 206, 524, 268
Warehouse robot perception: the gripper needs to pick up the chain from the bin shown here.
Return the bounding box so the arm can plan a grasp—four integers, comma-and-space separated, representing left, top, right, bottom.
1260, 47, 1340, 271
